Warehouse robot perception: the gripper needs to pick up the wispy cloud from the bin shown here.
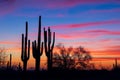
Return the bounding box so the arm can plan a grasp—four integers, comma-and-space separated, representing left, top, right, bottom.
55, 29, 120, 40
52, 20, 120, 29
30, 0, 120, 9
91, 49, 120, 57
56, 32, 97, 39
85, 30, 120, 35
107, 45, 120, 50
0, 0, 120, 16
0, 41, 20, 45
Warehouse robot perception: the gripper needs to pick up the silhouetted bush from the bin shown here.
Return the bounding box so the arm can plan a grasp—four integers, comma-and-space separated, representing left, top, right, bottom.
0, 48, 7, 67
53, 44, 94, 70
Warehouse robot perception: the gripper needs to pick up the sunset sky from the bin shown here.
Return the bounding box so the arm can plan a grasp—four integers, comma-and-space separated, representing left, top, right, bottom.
0, 0, 120, 69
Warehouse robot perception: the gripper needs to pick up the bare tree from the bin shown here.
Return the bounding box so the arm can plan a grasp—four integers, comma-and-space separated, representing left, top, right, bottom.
53, 44, 75, 69
53, 44, 93, 70
0, 48, 7, 67
73, 46, 92, 70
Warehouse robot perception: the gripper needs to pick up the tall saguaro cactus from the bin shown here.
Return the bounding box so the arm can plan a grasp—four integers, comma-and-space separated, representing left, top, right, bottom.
32, 16, 43, 71
21, 22, 30, 72
44, 27, 55, 71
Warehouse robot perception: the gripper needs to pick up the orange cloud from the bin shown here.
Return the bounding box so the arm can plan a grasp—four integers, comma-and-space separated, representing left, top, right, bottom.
107, 45, 120, 49
0, 41, 20, 45
91, 49, 120, 57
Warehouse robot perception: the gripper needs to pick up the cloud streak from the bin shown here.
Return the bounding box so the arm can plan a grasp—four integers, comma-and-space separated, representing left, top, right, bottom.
55, 29, 120, 40
85, 30, 120, 35
91, 49, 120, 56
0, 0, 120, 16
0, 41, 20, 45
52, 20, 120, 29
29, 0, 120, 9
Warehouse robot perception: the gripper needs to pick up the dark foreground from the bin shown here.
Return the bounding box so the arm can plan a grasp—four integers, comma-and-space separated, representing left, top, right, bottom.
0, 69, 120, 80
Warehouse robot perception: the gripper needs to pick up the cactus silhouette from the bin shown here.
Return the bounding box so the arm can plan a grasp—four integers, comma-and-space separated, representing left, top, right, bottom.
21, 22, 30, 72
113, 58, 118, 69
115, 58, 118, 68
44, 27, 55, 71
7, 54, 12, 69
32, 16, 43, 71
9, 54, 12, 68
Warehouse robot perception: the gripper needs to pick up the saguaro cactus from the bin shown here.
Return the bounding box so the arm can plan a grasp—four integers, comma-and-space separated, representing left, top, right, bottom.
21, 22, 30, 72
7, 54, 12, 69
44, 27, 55, 71
32, 16, 43, 71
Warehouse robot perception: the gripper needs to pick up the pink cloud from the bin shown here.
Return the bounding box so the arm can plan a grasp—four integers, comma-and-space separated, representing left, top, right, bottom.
29, 29, 119, 41
57, 38, 120, 47
0, 0, 120, 16
107, 45, 120, 49
56, 32, 97, 39
30, 23, 120, 41
52, 20, 120, 29
96, 38, 120, 46
86, 30, 120, 35
34, 0, 120, 9
54, 29, 120, 40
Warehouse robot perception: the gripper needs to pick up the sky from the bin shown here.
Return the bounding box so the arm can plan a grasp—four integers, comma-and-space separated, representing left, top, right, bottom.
0, 0, 120, 69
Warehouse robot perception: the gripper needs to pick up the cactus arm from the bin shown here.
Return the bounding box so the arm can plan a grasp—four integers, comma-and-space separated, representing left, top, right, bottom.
44, 28, 47, 43
21, 34, 24, 61
48, 27, 51, 55
34, 40, 37, 56
32, 40, 37, 58
40, 42, 43, 56
44, 28, 48, 56
48, 27, 51, 44
32, 41, 36, 58
27, 40, 30, 60
51, 32, 55, 51
32, 42, 34, 57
